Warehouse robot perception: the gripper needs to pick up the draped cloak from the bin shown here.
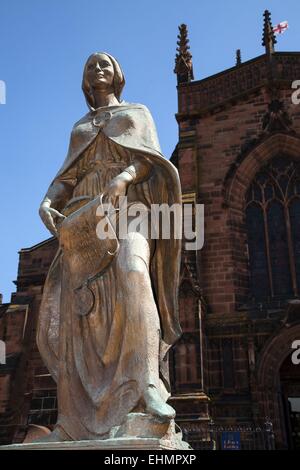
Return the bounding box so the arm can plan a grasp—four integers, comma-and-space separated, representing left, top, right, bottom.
37, 102, 182, 437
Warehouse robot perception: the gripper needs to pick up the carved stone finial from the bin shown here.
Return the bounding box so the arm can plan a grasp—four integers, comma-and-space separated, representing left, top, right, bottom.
235, 49, 242, 66
174, 24, 194, 84
262, 9, 277, 55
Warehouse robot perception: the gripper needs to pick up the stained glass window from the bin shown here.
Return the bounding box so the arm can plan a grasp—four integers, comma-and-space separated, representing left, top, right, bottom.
246, 157, 300, 300
246, 204, 270, 300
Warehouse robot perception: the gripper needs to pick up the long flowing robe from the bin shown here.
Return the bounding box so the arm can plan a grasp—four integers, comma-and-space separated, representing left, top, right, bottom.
37, 102, 182, 439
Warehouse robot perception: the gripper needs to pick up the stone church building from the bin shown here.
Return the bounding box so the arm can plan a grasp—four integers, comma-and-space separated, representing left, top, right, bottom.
1, 10, 300, 449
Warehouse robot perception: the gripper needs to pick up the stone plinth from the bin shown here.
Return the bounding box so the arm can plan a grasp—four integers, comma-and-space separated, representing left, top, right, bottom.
0, 415, 191, 450
0, 437, 187, 450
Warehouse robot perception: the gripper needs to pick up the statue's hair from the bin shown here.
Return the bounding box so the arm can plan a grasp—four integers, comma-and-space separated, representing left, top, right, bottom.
82, 52, 125, 109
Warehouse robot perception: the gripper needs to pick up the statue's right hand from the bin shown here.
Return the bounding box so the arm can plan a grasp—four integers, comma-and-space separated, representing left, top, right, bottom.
39, 204, 66, 237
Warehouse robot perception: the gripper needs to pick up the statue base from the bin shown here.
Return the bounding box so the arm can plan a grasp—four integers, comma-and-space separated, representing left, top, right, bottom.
0, 437, 187, 450
0, 415, 191, 450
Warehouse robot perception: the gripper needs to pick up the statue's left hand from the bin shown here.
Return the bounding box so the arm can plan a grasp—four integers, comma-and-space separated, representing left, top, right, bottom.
103, 172, 133, 207
39, 203, 66, 237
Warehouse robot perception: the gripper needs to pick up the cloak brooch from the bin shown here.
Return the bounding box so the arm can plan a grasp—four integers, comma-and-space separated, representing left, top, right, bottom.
92, 111, 112, 129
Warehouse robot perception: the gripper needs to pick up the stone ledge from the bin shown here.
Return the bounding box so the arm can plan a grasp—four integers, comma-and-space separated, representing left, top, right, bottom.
0, 437, 188, 451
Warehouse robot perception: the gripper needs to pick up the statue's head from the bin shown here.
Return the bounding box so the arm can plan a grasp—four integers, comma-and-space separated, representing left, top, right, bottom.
82, 52, 125, 109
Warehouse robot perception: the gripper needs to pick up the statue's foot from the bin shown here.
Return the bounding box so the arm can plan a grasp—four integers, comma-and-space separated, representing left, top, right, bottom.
32, 426, 71, 443
143, 385, 176, 422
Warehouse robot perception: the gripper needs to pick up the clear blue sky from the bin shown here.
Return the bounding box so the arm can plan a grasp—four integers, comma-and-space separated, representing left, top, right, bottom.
0, 0, 299, 302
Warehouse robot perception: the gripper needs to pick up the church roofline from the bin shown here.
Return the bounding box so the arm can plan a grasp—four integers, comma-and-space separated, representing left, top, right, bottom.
18, 236, 56, 254
176, 51, 300, 120
177, 51, 300, 90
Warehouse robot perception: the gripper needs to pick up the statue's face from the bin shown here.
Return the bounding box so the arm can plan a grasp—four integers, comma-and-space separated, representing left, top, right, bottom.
86, 53, 114, 91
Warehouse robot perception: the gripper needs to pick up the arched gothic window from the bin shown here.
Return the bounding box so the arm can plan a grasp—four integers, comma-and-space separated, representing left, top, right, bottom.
172, 339, 201, 390
246, 156, 300, 301
170, 285, 201, 391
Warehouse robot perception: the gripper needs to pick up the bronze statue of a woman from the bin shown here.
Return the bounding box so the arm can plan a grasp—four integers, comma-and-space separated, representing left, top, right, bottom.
37, 52, 183, 443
